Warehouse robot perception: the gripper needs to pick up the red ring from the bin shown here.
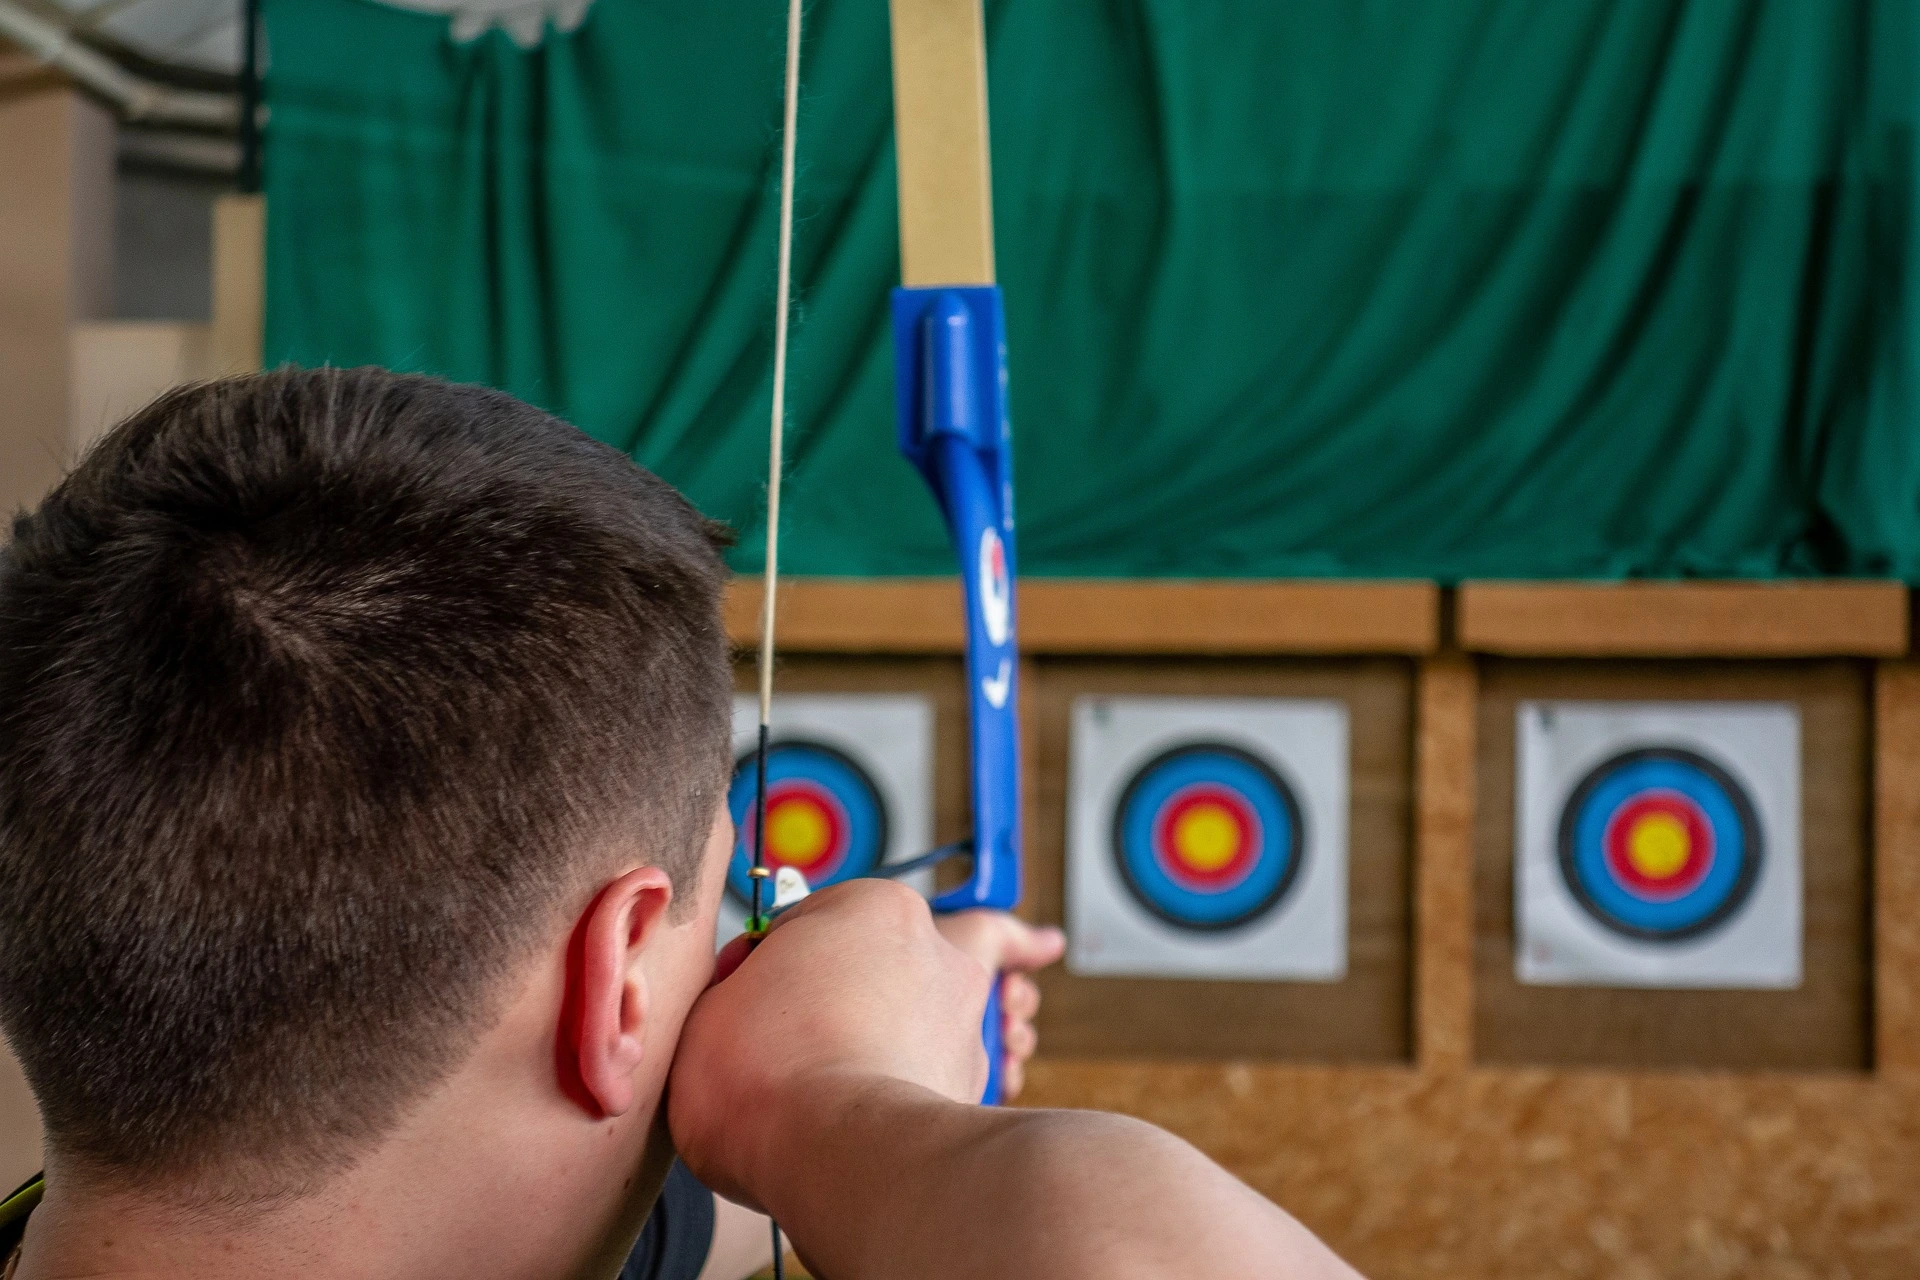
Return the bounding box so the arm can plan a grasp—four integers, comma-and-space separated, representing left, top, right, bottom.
1150, 783, 1263, 892
753, 778, 850, 880
1601, 790, 1714, 900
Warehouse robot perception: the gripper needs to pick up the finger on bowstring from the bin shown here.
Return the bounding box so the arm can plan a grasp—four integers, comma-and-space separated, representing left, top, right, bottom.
710, 933, 756, 986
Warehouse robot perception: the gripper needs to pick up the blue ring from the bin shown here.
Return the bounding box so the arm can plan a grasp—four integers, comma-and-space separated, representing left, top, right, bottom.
1111, 743, 1303, 932
727, 741, 888, 907
1556, 747, 1762, 941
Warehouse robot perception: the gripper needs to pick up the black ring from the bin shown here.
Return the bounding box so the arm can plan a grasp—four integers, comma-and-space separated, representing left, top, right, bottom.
1109, 741, 1305, 933
727, 738, 890, 909
1555, 745, 1763, 943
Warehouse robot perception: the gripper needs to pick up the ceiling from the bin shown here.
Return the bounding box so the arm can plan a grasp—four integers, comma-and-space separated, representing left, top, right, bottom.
29, 0, 592, 73
45, 0, 244, 74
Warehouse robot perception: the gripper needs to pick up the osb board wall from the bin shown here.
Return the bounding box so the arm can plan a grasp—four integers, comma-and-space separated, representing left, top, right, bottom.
1021, 1062, 1920, 1280
1019, 656, 1918, 1280
1023, 657, 1414, 1064
1472, 660, 1871, 1072
745, 586, 1920, 1280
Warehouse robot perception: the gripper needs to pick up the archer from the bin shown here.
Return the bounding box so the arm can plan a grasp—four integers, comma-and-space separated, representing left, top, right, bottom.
0, 368, 1362, 1280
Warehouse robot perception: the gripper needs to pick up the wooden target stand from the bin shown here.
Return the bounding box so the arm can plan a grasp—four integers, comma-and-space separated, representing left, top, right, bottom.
731, 576, 1920, 1279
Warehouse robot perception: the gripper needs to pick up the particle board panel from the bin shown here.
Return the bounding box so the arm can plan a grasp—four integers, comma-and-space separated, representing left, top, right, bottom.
1025, 658, 1415, 1064
1021, 1060, 1920, 1280
1471, 660, 1870, 1072
1458, 580, 1909, 657
725, 578, 1440, 655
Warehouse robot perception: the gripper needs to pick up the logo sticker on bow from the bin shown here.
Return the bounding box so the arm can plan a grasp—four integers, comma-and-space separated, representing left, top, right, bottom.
978, 528, 1011, 647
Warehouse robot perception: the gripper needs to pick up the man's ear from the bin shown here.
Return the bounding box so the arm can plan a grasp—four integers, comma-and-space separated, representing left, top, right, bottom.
558, 865, 675, 1119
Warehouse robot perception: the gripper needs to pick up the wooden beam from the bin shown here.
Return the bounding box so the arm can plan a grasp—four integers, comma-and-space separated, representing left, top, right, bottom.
727, 578, 1442, 655
1875, 661, 1920, 1073
728, 577, 964, 653
1413, 654, 1477, 1072
1019, 579, 1438, 654
1457, 581, 1909, 658
887, 0, 995, 286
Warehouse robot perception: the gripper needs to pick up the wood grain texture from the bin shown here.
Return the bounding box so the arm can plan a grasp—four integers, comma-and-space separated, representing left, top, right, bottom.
727, 578, 965, 653
725, 578, 1440, 655
1021, 1060, 1920, 1280
1024, 658, 1414, 1064
1019, 579, 1439, 655
1874, 661, 1920, 1073
1472, 660, 1871, 1071
1458, 581, 1909, 657
887, 0, 995, 286
1414, 656, 1475, 1073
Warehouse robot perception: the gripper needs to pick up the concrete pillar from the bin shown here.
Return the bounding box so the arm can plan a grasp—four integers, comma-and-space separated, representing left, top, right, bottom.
0, 84, 114, 513
0, 80, 116, 1185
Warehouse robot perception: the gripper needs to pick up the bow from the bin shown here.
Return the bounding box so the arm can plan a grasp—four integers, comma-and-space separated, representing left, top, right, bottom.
891, 286, 1022, 1104
748, 0, 1019, 1111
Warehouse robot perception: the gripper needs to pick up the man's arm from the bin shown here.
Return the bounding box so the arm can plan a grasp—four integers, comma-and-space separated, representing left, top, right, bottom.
670, 881, 1363, 1280
761, 1077, 1358, 1280
693, 911, 1061, 1280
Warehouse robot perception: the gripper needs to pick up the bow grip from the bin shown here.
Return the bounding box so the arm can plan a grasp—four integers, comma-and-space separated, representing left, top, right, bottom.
893, 286, 1022, 1106
980, 977, 1006, 1105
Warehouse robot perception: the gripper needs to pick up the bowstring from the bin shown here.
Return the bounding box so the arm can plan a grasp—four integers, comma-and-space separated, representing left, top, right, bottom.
750, 0, 805, 1276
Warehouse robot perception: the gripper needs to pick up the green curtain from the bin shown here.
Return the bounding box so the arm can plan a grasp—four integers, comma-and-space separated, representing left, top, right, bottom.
263, 0, 1920, 580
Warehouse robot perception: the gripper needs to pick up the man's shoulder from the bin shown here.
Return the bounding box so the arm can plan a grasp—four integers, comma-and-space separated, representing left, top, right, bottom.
622, 1161, 716, 1280
0, 1175, 45, 1272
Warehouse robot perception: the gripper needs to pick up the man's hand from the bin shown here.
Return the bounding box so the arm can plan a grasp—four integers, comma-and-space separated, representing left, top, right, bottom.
932, 911, 1064, 1100
672, 886, 1362, 1280
691, 906, 1063, 1280
668, 879, 993, 1208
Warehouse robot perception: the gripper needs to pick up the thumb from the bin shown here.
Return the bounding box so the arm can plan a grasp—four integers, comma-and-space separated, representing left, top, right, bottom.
995, 916, 1067, 973
939, 909, 1066, 975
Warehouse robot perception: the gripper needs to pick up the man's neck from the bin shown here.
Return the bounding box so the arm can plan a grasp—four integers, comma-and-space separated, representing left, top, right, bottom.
13, 1024, 675, 1280
18, 1173, 483, 1280
16, 1118, 674, 1280
11, 928, 687, 1280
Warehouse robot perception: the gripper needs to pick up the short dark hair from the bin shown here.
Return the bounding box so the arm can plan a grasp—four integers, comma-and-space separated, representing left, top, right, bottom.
0, 367, 733, 1196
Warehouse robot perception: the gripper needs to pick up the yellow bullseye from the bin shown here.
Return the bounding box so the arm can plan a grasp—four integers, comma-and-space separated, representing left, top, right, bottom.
1625, 812, 1691, 880
1170, 802, 1242, 871
766, 798, 831, 864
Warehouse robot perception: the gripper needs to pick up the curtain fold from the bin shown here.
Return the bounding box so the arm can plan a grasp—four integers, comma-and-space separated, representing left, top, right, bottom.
264, 0, 1917, 579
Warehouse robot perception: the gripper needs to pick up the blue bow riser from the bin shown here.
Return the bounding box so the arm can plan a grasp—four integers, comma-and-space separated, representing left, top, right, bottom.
893, 285, 1022, 1104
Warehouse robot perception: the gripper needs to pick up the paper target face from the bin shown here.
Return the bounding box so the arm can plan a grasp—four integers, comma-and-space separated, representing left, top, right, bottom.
1068, 697, 1348, 981
1112, 744, 1304, 931
725, 741, 888, 906
1516, 702, 1801, 988
720, 695, 932, 946
1558, 747, 1762, 942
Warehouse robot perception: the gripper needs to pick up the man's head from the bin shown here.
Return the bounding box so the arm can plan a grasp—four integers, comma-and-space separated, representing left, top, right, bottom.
0, 368, 735, 1209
